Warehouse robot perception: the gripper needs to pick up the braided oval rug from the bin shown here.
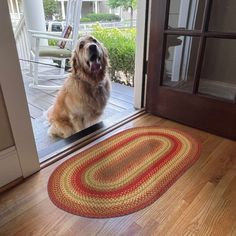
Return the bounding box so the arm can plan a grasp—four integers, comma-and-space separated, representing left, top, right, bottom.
48, 127, 201, 218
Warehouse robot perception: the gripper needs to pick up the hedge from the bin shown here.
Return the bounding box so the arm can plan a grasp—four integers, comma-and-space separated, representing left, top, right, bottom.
81, 13, 121, 23
92, 24, 136, 86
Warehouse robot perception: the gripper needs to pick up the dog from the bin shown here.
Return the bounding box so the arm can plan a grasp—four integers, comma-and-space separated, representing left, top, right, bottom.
47, 35, 111, 138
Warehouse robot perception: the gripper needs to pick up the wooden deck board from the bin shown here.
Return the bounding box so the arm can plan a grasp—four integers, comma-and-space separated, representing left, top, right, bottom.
23, 72, 134, 118
27, 104, 44, 119
0, 114, 235, 235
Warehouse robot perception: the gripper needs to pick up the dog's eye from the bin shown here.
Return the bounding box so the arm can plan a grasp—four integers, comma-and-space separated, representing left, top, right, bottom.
92, 39, 97, 43
79, 42, 84, 49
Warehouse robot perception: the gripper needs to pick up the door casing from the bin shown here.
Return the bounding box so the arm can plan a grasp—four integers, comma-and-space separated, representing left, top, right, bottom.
0, 1, 40, 178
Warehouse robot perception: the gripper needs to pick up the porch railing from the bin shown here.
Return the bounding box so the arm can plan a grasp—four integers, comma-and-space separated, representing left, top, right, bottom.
14, 15, 30, 68
79, 20, 137, 32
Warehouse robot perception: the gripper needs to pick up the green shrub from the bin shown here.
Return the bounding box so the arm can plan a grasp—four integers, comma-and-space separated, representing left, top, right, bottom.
80, 17, 91, 23
48, 39, 57, 46
81, 13, 121, 23
91, 24, 136, 86
48, 24, 136, 86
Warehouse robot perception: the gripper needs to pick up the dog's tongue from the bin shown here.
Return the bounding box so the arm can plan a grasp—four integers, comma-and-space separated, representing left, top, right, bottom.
90, 61, 101, 73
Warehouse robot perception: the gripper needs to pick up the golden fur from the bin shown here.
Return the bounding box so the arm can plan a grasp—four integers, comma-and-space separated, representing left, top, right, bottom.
47, 35, 111, 138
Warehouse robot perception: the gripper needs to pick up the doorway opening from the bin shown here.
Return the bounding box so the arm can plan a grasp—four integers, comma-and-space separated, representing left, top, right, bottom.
8, 0, 148, 162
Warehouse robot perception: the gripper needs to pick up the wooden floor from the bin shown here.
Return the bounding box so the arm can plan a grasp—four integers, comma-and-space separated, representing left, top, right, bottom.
0, 114, 236, 236
22, 66, 135, 155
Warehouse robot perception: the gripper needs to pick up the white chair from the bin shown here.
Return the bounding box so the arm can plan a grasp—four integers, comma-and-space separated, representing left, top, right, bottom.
28, 0, 82, 90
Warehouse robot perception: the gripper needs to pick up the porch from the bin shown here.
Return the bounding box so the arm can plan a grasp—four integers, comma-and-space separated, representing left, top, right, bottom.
10, 0, 139, 161
22, 65, 136, 160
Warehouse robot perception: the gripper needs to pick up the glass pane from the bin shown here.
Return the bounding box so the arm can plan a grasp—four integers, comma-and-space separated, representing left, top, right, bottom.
162, 35, 200, 92
168, 0, 205, 30
199, 38, 236, 102
209, 0, 236, 32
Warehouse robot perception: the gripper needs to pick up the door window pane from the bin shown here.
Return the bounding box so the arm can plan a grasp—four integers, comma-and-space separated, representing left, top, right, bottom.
209, 0, 236, 32
162, 35, 200, 92
168, 0, 205, 30
199, 38, 236, 102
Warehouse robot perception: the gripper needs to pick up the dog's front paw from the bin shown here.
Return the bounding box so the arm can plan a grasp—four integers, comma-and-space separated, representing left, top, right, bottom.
48, 124, 74, 139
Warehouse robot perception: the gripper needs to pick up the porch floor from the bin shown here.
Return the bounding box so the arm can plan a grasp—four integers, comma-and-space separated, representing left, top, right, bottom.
21, 65, 136, 159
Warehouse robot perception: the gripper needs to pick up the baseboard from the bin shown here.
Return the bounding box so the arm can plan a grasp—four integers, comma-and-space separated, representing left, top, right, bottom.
0, 177, 23, 194
0, 146, 22, 188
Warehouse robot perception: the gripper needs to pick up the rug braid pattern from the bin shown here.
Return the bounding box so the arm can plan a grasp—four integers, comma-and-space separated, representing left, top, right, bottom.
48, 127, 200, 218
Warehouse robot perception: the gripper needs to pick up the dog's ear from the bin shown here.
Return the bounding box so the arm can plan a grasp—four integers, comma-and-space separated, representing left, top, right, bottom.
70, 51, 79, 75
101, 45, 110, 68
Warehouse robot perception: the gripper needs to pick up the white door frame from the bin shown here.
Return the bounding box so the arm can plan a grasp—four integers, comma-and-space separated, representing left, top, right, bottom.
0, 1, 40, 178
134, 0, 149, 109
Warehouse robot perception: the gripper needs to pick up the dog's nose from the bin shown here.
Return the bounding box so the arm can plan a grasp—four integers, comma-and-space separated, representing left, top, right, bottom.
89, 44, 97, 52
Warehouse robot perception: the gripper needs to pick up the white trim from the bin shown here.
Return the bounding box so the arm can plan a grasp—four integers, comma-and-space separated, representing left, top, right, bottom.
134, 0, 148, 109
9, 0, 15, 14
16, 0, 20, 18
0, 1, 40, 178
0, 146, 17, 160
0, 146, 22, 187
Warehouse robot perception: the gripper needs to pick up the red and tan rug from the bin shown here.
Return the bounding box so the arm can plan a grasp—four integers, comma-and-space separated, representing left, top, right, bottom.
48, 127, 201, 218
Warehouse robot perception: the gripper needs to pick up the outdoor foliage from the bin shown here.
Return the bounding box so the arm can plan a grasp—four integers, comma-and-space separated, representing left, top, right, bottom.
92, 24, 136, 86
48, 25, 136, 86
108, 0, 137, 27
43, 0, 59, 20
48, 39, 57, 46
81, 13, 121, 23
108, 0, 137, 9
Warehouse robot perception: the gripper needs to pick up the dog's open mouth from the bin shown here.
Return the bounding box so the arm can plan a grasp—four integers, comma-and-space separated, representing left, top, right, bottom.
87, 44, 102, 73
88, 56, 101, 73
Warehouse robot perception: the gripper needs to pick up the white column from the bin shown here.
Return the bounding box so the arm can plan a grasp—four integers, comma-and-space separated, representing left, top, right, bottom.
61, 0, 66, 20
23, 0, 47, 46
95, 1, 98, 14
119, 7, 123, 20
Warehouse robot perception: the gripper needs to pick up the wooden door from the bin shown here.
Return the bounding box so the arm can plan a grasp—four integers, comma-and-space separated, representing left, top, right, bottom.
146, 0, 236, 139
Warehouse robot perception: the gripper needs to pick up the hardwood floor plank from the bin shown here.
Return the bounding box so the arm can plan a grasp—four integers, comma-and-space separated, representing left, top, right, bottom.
0, 114, 235, 236
164, 169, 236, 236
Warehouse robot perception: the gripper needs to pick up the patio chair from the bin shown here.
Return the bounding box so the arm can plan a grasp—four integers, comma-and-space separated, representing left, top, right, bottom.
28, 0, 82, 90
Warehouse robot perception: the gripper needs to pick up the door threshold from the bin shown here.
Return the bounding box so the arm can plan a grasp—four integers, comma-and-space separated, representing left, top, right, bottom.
40, 109, 146, 168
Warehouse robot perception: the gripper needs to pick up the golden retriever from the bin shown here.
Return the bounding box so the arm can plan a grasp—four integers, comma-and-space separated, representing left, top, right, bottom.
47, 35, 111, 138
